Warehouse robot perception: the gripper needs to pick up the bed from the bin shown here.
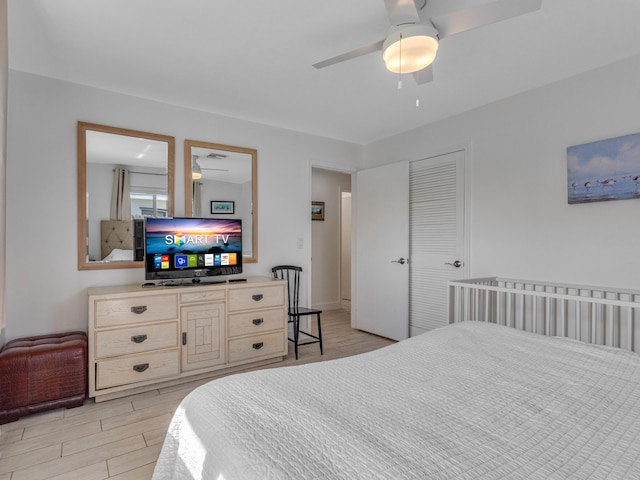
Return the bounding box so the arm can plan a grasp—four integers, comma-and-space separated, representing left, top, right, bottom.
153, 278, 640, 480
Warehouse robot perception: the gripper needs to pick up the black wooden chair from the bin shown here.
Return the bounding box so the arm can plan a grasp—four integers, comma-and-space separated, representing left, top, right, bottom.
272, 265, 323, 360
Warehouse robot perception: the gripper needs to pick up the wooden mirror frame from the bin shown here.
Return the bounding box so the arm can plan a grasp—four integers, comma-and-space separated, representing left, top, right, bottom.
184, 139, 258, 263
77, 122, 175, 270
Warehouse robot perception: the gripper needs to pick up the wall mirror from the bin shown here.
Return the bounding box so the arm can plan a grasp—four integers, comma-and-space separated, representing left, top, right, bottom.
184, 139, 257, 263
78, 122, 175, 270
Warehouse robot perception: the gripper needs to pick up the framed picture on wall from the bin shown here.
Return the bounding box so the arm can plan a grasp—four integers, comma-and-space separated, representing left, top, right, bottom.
211, 201, 235, 214
567, 132, 640, 204
311, 201, 325, 221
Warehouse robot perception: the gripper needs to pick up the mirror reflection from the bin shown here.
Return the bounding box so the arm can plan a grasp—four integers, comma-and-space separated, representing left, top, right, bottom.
184, 140, 257, 263
78, 122, 175, 270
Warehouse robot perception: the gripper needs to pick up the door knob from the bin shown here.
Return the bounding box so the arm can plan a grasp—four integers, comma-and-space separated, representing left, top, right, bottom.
391, 258, 408, 265
445, 260, 462, 268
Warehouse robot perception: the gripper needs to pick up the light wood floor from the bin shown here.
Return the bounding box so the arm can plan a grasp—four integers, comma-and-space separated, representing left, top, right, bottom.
0, 307, 394, 480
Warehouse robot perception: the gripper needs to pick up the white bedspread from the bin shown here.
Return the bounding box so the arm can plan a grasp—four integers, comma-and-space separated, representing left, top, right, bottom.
153, 322, 640, 479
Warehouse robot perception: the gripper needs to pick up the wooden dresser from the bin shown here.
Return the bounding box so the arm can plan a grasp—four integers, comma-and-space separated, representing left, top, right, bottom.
87, 277, 287, 402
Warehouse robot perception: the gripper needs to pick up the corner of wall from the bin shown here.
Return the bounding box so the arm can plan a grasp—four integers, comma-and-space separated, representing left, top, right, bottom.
0, 0, 7, 344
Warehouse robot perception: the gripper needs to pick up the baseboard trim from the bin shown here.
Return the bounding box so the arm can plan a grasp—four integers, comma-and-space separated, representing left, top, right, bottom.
311, 301, 343, 311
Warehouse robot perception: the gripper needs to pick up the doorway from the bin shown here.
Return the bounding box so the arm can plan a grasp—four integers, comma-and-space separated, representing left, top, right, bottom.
311, 168, 352, 311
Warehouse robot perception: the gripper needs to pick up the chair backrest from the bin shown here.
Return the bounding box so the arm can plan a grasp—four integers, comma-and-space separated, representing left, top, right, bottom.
272, 265, 302, 311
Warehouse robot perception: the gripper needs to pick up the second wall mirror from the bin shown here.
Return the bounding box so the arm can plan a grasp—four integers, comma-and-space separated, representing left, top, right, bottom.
184, 140, 258, 263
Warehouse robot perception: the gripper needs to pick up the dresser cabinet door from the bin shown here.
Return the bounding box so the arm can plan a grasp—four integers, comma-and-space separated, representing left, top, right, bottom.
181, 303, 226, 372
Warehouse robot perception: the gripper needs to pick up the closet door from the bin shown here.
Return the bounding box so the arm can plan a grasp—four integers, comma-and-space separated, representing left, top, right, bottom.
409, 151, 467, 336
354, 161, 409, 341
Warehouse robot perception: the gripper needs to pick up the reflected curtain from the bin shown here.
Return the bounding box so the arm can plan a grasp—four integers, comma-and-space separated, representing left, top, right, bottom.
193, 181, 202, 217
110, 167, 131, 220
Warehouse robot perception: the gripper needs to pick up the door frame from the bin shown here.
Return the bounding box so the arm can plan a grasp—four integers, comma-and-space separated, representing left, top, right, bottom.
309, 160, 357, 310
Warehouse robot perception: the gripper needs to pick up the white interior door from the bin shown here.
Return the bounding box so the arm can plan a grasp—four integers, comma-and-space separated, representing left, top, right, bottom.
353, 161, 409, 341
409, 151, 467, 336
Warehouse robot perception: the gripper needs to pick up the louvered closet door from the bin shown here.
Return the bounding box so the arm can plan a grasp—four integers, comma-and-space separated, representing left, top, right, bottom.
410, 150, 467, 336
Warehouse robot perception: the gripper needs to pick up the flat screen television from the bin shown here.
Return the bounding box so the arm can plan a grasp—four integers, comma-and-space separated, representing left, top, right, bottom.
144, 217, 242, 283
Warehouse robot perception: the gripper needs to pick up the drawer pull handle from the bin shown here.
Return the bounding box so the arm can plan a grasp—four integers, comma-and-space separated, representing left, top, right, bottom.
252, 294, 264, 301
131, 334, 147, 344
131, 305, 147, 315
252, 342, 264, 350
133, 363, 149, 373
252, 318, 264, 326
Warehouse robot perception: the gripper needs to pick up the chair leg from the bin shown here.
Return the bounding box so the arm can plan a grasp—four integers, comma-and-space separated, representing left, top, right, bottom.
293, 316, 299, 360
317, 313, 323, 355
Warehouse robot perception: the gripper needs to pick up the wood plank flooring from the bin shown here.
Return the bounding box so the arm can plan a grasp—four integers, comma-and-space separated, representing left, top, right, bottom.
0, 307, 394, 480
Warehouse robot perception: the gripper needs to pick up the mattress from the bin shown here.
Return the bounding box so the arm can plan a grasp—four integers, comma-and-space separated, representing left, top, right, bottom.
153, 321, 640, 479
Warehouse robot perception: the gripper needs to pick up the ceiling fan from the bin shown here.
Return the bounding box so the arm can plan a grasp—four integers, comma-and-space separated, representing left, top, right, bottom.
192, 154, 229, 180
313, 0, 542, 85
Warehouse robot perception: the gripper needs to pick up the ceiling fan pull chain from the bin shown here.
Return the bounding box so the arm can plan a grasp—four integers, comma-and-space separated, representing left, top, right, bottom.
415, 65, 420, 108
397, 33, 403, 89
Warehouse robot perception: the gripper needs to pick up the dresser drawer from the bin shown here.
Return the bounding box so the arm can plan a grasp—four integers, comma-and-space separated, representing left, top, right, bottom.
180, 289, 226, 304
228, 308, 286, 338
228, 285, 285, 312
228, 331, 286, 363
94, 294, 178, 328
96, 349, 179, 389
94, 322, 178, 359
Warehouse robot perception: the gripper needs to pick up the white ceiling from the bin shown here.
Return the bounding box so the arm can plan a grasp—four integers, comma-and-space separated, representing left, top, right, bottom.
7, 0, 640, 145
86, 130, 168, 170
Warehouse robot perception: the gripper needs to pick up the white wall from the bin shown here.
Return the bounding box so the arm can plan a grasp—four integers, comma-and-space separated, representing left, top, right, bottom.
197, 178, 253, 257
0, 0, 7, 347
364, 54, 640, 289
5, 71, 361, 341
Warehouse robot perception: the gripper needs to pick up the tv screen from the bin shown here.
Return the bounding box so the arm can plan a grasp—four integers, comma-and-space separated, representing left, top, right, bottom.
145, 217, 242, 282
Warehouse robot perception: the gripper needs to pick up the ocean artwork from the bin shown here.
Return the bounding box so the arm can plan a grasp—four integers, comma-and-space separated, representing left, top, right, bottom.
567, 132, 640, 204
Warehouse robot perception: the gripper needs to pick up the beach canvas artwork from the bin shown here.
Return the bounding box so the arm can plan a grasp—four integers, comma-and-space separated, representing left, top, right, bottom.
567, 133, 640, 204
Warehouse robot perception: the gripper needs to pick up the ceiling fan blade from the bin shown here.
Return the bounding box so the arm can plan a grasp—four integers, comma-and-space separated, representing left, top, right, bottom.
428, 0, 542, 38
313, 40, 384, 69
412, 64, 434, 85
384, 0, 421, 26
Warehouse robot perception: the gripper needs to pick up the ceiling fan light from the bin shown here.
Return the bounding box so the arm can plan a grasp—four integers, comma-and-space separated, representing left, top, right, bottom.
192, 157, 203, 180
382, 24, 439, 74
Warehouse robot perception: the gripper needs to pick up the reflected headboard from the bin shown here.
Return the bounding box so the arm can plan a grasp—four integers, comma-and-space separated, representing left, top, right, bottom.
100, 220, 134, 259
